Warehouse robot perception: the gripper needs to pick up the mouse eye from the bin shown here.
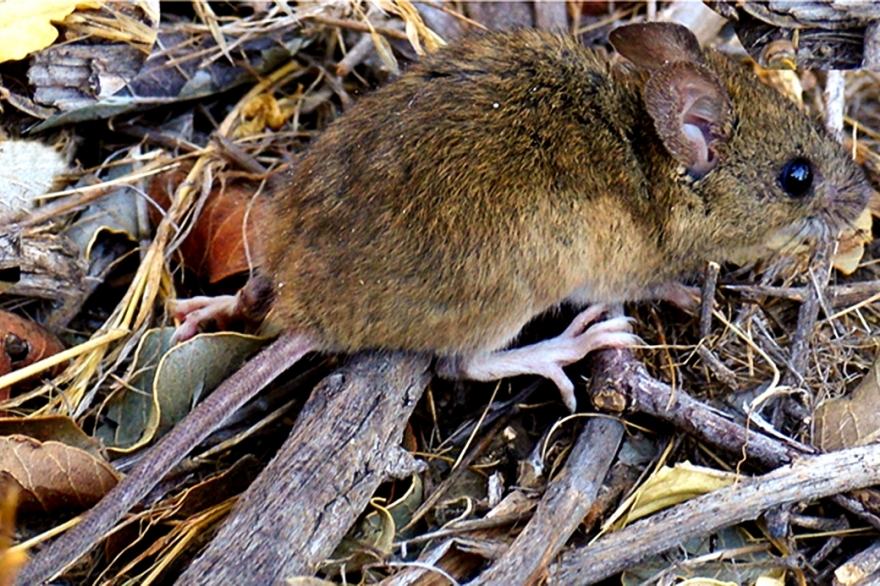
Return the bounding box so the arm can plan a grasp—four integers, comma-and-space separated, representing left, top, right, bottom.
779, 157, 813, 198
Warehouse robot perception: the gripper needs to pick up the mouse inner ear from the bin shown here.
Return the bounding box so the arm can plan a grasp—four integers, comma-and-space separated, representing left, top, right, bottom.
643, 62, 734, 177
610, 22, 704, 69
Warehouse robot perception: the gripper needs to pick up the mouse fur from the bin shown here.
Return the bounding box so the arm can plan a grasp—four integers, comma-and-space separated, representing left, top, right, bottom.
256, 25, 869, 357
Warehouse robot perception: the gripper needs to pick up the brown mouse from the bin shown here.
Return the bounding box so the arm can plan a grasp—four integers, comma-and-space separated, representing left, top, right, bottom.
20, 22, 869, 584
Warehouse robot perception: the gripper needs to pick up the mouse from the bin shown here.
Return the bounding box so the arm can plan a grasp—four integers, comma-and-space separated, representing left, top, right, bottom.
19, 22, 870, 584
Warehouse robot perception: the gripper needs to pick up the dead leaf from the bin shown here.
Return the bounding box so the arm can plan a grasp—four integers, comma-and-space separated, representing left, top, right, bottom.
614, 462, 738, 529
96, 328, 267, 453
28, 23, 305, 131
330, 477, 423, 572
0, 416, 103, 458
0, 311, 65, 399
0, 0, 103, 63
64, 168, 142, 256
0, 476, 26, 586
150, 170, 266, 284
0, 140, 68, 223
23, 1, 159, 116
753, 64, 804, 108
833, 205, 873, 274
0, 435, 118, 514
813, 355, 880, 451
237, 93, 297, 137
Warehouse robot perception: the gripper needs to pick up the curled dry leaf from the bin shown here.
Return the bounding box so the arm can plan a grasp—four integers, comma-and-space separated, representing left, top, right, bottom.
0, 435, 118, 515
329, 476, 423, 573
0, 416, 103, 459
0, 310, 65, 400
237, 94, 298, 137
150, 169, 265, 284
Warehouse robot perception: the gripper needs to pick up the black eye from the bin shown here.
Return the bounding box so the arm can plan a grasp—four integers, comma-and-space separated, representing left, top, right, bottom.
779, 157, 813, 198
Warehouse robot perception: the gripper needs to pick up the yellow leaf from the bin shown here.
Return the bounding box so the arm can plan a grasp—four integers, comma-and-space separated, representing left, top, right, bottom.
616, 462, 738, 528
0, 0, 103, 63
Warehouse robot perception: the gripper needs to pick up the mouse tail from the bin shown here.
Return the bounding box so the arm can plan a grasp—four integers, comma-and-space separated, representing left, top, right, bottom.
17, 332, 315, 585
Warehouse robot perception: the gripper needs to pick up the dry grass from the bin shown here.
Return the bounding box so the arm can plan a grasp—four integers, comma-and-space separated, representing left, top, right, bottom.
4, 1, 880, 584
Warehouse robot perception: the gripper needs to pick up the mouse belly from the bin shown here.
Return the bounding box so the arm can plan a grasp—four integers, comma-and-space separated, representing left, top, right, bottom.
267, 273, 545, 356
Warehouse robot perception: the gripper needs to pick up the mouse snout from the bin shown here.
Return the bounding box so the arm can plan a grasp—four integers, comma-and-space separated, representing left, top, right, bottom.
821, 176, 871, 232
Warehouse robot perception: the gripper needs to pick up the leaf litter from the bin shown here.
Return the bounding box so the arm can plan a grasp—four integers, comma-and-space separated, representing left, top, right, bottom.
1, 1, 880, 584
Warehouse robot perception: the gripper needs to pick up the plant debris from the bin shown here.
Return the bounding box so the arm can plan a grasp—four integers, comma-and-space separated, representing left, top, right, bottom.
2, 1, 880, 585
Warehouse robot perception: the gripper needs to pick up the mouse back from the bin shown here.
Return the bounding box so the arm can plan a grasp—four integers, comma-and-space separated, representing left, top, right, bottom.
260, 30, 657, 355
258, 24, 870, 358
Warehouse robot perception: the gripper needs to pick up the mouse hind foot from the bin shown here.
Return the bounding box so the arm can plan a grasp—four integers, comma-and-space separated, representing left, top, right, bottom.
169, 276, 274, 342
169, 294, 242, 342
437, 305, 639, 412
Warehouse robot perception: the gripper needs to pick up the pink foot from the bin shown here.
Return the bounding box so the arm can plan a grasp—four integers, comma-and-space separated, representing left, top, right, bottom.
437, 305, 639, 411
168, 294, 241, 342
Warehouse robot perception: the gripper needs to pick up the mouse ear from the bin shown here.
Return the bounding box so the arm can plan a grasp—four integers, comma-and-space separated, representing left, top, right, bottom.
644, 62, 734, 177
610, 22, 704, 69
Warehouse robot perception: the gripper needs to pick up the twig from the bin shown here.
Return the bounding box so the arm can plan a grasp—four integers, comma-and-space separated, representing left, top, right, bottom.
175, 352, 431, 585
588, 348, 805, 468
700, 261, 719, 340
784, 239, 835, 387
549, 443, 880, 584
468, 416, 624, 585
305, 14, 410, 42
834, 541, 880, 585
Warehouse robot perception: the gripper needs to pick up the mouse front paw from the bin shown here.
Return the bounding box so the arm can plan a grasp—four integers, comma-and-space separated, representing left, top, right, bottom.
437, 305, 639, 411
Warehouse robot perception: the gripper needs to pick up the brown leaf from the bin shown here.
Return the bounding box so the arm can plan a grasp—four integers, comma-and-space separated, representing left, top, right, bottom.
149, 169, 265, 284
0, 310, 65, 399
0, 416, 104, 459
0, 435, 118, 514
813, 357, 880, 452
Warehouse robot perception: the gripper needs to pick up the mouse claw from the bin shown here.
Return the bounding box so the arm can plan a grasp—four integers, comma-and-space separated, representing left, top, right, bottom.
437, 306, 640, 412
